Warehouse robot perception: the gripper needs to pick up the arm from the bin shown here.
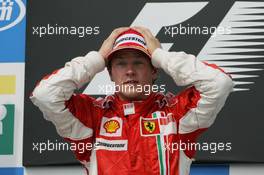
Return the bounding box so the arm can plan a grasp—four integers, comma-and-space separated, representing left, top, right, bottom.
30, 27, 129, 170
30, 27, 129, 139
151, 48, 234, 161
151, 48, 234, 133
30, 51, 105, 170
30, 51, 105, 138
132, 26, 234, 134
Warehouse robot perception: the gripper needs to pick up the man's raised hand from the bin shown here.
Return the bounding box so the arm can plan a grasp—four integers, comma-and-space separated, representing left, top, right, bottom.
99, 27, 130, 63
132, 26, 161, 55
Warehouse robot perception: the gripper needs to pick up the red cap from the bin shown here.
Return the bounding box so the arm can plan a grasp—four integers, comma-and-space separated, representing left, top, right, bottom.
107, 29, 151, 59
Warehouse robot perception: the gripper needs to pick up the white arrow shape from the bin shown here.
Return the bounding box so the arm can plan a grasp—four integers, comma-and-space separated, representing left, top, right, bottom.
197, 1, 264, 92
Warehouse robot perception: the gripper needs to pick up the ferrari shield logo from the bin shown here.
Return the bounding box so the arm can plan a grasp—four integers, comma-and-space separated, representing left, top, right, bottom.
144, 121, 156, 133
140, 117, 160, 136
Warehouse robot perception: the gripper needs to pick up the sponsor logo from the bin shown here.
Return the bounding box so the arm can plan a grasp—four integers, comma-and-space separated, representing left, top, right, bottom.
100, 117, 123, 137
123, 103, 135, 116
0, 0, 26, 32
0, 104, 15, 155
140, 117, 160, 136
103, 120, 120, 134
0, 105, 7, 135
0, 75, 16, 94
114, 34, 146, 48
0, 0, 14, 21
95, 138, 128, 151
140, 111, 177, 137
144, 121, 156, 133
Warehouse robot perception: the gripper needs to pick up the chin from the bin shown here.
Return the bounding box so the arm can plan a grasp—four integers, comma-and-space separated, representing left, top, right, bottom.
119, 91, 145, 101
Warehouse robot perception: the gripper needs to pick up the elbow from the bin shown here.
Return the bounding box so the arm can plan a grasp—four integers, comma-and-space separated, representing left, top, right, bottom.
30, 81, 62, 108
30, 83, 49, 104
30, 84, 66, 120
213, 72, 234, 99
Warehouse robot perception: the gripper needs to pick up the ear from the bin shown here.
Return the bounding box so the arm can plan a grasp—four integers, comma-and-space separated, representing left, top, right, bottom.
107, 68, 114, 82
152, 68, 158, 82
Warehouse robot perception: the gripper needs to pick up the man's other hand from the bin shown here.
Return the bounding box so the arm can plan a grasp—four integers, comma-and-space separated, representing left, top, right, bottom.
99, 27, 130, 63
132, 26, 161, 55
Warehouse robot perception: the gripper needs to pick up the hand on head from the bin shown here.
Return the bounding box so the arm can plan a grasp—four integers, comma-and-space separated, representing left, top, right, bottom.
99, 26, 161, 65
99, 27, 130, 62
131, 26, 161, 55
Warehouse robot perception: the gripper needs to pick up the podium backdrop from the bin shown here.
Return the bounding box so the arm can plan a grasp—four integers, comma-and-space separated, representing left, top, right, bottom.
24, 0, 264, 166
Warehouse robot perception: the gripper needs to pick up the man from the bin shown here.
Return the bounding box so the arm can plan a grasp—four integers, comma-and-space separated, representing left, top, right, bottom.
30, 26, 234, 175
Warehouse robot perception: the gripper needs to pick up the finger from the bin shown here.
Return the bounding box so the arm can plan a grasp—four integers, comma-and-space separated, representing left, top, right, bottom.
134, 26, 152, 33
133, 26, 160, 46
108, 27, 130, 40
132, 26, 154, 38
132, 26, 147, 36
132, 26, 149, 32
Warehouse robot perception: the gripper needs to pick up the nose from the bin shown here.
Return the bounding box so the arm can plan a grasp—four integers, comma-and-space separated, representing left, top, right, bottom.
125, 64, 136, 77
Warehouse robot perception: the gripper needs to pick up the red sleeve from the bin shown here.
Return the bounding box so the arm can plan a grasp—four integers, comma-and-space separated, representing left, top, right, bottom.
65, 94, 99, 130
64, 94, 99, 167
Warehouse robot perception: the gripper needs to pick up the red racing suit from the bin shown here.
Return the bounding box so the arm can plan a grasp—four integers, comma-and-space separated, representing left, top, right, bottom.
30, 48, 233, 175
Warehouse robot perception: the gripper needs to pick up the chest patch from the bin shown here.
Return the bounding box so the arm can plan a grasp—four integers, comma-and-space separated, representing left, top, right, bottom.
140, 111, 177, 137
123, 103, 135, 116
141, 118, 160, 136
104, 120, 120, 133
100, 117, 122, 137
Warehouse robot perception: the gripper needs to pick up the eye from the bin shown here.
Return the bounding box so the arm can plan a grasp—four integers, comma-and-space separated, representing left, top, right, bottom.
134, 60, 144, 65
116, 61, 126, 66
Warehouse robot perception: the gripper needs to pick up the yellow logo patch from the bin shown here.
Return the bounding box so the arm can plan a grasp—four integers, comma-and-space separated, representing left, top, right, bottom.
144, 121, 156, 133
103, 120, 120, 133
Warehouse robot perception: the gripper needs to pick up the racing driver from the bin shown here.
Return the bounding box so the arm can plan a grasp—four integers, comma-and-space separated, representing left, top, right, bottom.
30, 26, 234, 175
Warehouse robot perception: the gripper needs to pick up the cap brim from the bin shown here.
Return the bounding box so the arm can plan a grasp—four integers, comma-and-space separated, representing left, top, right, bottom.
107, 45, 151, 60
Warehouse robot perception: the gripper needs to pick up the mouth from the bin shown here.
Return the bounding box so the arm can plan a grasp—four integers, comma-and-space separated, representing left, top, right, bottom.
123, 80, 139, 85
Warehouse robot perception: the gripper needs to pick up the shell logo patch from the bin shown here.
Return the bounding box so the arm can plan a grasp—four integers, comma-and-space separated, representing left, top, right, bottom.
104, 120, 120, 133
100, 117, 123, 137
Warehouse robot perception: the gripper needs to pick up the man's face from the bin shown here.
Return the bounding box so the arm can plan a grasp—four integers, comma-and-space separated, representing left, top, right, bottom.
109, 49, 157, 101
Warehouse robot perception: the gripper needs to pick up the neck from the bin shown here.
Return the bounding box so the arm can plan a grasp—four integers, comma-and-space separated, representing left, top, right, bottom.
116, 92, 153, 102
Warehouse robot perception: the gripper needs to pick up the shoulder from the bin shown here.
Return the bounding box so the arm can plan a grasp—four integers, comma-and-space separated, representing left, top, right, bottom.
92, 94, 115, 109
153, 92, 178, 108
155, 86, 200, 109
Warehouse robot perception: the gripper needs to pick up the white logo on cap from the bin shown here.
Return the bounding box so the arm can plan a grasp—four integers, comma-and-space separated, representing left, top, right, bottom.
114, 33, 147, 49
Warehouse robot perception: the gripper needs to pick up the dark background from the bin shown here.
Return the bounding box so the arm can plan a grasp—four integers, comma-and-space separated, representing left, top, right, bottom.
24, 0, 264, 166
